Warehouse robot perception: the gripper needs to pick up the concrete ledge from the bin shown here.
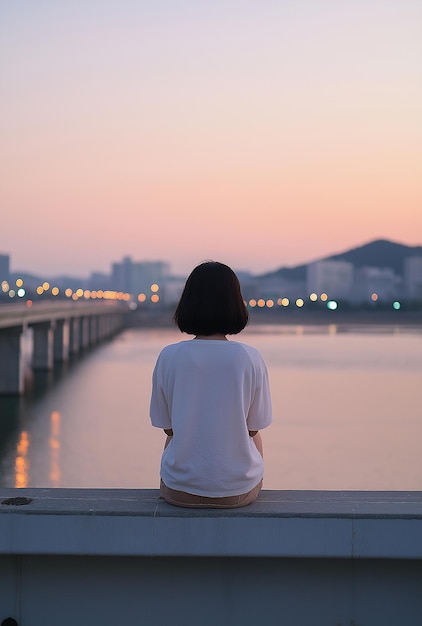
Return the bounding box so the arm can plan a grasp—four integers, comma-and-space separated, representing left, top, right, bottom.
1, 490, 421, 625
1, 489, 421, 559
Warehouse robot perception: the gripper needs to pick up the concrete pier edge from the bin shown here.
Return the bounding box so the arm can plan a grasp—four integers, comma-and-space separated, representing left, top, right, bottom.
1, 489, 421, 626
1, 488, 421, 558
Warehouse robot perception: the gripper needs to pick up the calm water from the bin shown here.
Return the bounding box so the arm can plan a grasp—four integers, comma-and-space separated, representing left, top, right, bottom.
0, 324, 421, 491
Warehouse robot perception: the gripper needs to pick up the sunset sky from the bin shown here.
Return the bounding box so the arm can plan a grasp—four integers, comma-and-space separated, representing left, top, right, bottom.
1, 0, 421, 278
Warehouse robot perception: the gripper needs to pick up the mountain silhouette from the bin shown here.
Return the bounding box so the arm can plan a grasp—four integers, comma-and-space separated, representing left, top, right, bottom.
259, 239, 422, 282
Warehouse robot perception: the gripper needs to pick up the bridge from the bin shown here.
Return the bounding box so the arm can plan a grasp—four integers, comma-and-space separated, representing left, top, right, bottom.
0, 301, 126, 395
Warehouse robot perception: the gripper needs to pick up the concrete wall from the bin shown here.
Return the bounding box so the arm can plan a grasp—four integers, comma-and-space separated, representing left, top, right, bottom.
1, 489, 421, 626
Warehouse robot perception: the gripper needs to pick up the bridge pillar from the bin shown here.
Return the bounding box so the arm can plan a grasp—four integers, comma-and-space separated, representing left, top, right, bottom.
79, 317, 90, 350
108, 314, 120, 336
99, 315, 108, 340
112, 314, 119, 334
0, 326, 24, 394
69, 318, 80, 355
107, 314, 116, 337
32, 322, 54, 370
89, 316, 99, 345
53, 319, 70, 362
98, 315, 108, 339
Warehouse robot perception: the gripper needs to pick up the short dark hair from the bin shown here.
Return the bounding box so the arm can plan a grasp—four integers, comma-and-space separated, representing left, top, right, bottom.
174, 261, 249, 335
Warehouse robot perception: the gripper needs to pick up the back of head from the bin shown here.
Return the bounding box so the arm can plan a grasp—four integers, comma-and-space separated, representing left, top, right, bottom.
174, 261, 249, 335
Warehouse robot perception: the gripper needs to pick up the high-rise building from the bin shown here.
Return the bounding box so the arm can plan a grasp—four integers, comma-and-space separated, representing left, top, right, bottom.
111, 257, 133, 292
404, 256, 422, 301
110, 257, 170, 297
131, 261, 170, 296
306, 260, 354, 300
350, 267, 401, 303
0, 254, 10, 282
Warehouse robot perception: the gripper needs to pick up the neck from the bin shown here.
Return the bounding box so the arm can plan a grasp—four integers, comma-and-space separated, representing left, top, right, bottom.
194, 334, 227, 341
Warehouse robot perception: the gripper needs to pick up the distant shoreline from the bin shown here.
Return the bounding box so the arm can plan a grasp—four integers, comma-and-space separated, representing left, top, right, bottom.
248, 309, 422, 327
126, 308, 422, 328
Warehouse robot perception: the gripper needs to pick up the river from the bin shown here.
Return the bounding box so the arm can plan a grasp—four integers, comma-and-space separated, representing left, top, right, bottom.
0, 324, 421, 490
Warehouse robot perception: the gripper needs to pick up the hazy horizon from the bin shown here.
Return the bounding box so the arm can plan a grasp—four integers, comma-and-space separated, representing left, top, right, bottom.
1, 1, 421, 277
3, 236, 421, 281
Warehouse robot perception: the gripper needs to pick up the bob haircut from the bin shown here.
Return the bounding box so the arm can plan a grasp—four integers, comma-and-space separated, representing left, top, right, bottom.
174, 261, 249, 336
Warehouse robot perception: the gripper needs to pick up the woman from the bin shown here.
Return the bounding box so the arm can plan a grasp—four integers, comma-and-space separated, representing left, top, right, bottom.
150, 261, 272, 508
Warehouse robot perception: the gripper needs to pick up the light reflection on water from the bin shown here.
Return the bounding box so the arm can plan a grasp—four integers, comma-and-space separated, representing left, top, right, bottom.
0, 325, 421, 490
15, 430, 29, 488
49, 410, 61, 486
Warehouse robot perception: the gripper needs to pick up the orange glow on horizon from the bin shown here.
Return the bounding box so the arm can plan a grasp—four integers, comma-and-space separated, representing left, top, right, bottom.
1, 3, 421, 276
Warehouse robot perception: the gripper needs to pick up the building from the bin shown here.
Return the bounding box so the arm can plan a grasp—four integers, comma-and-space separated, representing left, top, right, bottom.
110, 256, 170, 298
306, 260, 354, 300
88, 272, 111, 291
111, 256, 133, 293
403, 256, 422, 301
350, 267, 401, 304
0, 254, 10, 282
251, 276, 306, 301
131, 261, 170, 297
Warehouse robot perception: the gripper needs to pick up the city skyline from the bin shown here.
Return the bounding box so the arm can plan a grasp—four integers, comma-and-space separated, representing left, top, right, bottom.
2, 236, 421, 281
1, 1, 421, 277
2, 238, 422, 306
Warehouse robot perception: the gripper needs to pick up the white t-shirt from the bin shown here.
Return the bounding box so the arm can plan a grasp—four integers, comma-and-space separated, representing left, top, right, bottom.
150, 338, 272, 497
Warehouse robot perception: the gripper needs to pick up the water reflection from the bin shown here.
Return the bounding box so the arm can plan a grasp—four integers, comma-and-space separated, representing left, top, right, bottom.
49, 411, 61, 486
0, 396, 24, 450
15, 430, 30, 488
1, 326, 421, 490
0, 348, 79, 488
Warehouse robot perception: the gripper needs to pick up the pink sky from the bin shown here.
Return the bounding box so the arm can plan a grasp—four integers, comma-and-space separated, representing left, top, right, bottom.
1, 1, 421, 278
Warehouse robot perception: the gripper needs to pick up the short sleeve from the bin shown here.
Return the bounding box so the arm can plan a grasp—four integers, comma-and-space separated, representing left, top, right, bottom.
150, 355, 172, 429
246, 355, 272, 431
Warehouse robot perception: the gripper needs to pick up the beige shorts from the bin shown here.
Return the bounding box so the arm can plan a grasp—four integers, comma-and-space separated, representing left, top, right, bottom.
160, 478, 263, 509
